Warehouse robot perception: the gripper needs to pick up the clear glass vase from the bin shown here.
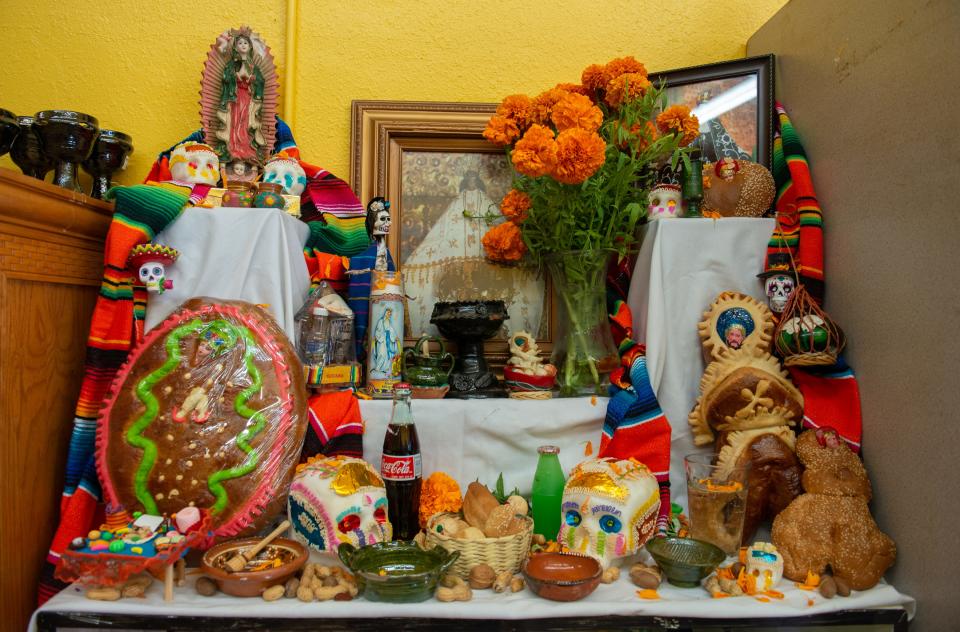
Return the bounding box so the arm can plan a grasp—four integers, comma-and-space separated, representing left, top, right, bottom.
545, 251, 620, 397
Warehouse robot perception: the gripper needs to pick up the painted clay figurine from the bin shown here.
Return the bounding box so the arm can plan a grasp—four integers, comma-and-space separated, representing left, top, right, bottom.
288, 455, 393, 553
128, 244, 179, 294
556, 458, 660, 568
757, 253, 797, 315
702, 158, 776, 217
348, 198, 397, 361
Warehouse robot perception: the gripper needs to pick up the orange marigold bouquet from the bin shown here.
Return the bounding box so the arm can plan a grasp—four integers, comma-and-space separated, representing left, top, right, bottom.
482, 55, 699, 262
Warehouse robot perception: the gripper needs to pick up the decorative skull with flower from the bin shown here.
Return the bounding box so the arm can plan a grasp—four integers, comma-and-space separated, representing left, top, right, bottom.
287, 456, 392, 554
127, 244, 180, 294
557, 457, 660, 567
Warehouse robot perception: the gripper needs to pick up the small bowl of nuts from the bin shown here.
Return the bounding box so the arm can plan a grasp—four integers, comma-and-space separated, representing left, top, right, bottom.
337, 541, 459, 603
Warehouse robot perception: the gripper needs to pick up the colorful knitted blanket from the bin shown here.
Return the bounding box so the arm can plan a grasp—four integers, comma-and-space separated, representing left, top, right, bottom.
38, 183, 188, 604
766, 102, 825, 303
599, 255, 672, 533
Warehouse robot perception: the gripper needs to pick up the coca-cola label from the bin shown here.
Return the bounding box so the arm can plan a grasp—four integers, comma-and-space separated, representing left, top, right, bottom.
381, 454, 422, 481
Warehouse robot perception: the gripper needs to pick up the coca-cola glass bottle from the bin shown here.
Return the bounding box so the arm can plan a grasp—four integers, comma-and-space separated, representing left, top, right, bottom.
380, 383, 422, 540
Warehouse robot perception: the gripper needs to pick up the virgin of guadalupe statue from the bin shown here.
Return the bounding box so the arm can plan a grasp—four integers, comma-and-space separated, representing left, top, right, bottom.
200, 27, 278, 170
403, 169, 545, 339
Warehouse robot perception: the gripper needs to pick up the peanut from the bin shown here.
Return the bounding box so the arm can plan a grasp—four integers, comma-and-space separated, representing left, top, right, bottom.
284, 577, 300, 598
296, 585, 314, 602
510, 576, 525, 593
262, 585, 284, 601
601, 567, 620, 584
493, 570, 513, 593
86, 587, 121, 601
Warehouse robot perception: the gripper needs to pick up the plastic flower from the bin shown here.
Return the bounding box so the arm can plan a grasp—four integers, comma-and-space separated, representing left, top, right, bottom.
530, 87, 572, 125
552, 127, 607, 185
511, 124, 558, 178
501, 189, 532, 224
419, 472, 462, 528
482, 221, 528, 263
483, 114, 521, 146
605, 72, 652, 108
551, 93, 603, 133
496, 94, 533, 129
603, 56, 648, 84
581, 64, 607, 92
656, 105, 700, 146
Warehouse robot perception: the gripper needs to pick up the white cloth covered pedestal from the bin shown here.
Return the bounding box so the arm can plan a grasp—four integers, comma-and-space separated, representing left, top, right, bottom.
145, 207, 311, 340
628, 218, 775, 508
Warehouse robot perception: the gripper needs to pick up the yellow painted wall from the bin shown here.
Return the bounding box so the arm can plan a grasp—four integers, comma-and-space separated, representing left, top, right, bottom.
0, 0, 787, 187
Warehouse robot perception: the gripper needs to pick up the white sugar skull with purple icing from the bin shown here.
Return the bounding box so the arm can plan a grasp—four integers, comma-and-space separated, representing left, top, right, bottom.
288, 456, 392, 553
557, 458, 660, 567
647, 184, 684, 220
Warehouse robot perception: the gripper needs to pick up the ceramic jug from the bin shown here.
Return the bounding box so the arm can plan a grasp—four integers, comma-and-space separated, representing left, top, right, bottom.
402, 336, 454, 387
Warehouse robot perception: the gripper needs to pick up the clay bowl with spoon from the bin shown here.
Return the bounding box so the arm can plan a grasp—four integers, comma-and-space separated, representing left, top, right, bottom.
200, 520, 307, 597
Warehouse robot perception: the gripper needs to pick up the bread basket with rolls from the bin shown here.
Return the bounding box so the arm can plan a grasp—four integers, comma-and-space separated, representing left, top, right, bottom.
422, 482, 533, 578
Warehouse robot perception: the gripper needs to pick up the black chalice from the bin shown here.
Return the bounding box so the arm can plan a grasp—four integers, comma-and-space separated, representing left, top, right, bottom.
0, 109, 18, 158
83, 129, 133, 199
9, 116, 52, 179
430, 300, 508, 399
34, 110, 99, 191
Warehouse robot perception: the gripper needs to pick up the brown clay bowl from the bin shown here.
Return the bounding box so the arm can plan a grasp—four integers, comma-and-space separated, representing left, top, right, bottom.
200, 537, 307, 597
522, 552, 602, 602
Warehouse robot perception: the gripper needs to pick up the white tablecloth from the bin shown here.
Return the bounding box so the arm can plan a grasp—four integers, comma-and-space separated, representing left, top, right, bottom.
628, 218, 775, 509
359, 397, 606, 494
145, 207, 311, 340
30, 573, 914, 629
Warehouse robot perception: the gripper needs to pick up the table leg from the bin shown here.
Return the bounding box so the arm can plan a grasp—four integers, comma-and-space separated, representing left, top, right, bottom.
164, 564, 174, 602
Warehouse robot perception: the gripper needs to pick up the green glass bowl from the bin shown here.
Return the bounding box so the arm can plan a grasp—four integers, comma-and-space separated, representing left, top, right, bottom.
645, 536, 725, 588
337, 541, 459, 603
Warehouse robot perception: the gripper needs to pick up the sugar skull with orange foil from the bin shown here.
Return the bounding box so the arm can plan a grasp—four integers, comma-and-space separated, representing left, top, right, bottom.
557, 458, 660, 567
288, 456, 392, 553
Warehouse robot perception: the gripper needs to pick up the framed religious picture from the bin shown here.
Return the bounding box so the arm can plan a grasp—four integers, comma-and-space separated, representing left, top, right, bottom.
652, 55, 774, 168
350, 100, 554, 366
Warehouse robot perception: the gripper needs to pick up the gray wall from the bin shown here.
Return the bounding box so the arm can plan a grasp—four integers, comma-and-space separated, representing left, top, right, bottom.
747, 1, 960, 630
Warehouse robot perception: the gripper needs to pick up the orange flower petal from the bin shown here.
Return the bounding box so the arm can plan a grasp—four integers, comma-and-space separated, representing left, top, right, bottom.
637, 589, 661, 600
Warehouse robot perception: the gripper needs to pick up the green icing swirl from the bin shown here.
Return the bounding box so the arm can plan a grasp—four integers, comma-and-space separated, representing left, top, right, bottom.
127, 318, 204, 513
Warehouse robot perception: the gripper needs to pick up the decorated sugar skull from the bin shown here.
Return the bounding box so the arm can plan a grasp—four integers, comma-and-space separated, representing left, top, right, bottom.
366, 197, 392, 237
288, 456, 392, 553
647, 183, 683, 220
557, 458, 660, 567
263, 154, 307, 196
757, 254, 798, 314
127, 244, 179, 294
745, 542, 784, 590
168, 142, 220, 186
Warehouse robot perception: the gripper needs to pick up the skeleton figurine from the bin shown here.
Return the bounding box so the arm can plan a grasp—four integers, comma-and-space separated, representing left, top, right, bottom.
263, 153, 307, 196
367, 197, 392, 272
557, 458, 660, 567
127, 244, 180, 295
757, 253, 798, 315
288, 455, 393, 553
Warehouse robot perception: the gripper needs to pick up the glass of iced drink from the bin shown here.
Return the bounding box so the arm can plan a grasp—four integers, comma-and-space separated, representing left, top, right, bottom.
684, 453, 750, 557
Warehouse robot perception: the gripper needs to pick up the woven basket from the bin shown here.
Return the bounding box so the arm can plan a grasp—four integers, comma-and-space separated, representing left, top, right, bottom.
774, 285, 845, 367
424, 512, 533, 578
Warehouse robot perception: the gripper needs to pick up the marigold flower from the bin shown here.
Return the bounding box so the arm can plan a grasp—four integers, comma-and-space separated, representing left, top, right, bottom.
617, 120, 658, 153
605, 72, 652, 108
603, 56, 648, 84
552, 128, 607, 185
530, 88, 571, 125
554, 82, 593, 99
483, 115, 521, 146
656, 104, 700, 146
500, 189, 532, 224
419, 472, 462, 528
581, 64, 607, 92
551, 93, 603, 133
511, 124, 558, 178
482, 221, 528, 263
496, 94, 533, 128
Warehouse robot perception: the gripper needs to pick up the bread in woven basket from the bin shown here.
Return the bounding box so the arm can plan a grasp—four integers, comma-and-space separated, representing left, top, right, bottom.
424, 512, 533, 579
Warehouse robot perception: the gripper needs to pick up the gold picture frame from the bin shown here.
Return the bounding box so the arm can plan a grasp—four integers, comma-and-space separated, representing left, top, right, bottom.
350, 100, 556, 367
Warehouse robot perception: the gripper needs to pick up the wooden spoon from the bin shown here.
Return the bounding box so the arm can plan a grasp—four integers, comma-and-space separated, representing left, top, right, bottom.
224, 520, 290, 573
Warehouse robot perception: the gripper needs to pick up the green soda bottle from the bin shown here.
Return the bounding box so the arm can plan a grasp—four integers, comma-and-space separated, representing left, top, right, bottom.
531, 445, 565, 540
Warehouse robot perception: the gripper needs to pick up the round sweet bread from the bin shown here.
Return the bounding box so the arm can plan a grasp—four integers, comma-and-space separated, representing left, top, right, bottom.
97, 298, 308, 539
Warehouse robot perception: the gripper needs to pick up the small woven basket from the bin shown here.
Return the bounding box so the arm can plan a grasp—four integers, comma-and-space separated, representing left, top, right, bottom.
424, 513, 533, 578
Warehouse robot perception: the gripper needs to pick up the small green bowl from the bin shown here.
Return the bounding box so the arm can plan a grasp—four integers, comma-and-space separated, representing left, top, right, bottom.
337, 541, 459, 603
645, 536, 725, 588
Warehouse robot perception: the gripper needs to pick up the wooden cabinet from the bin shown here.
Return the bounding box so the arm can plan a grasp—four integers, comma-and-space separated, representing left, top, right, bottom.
0, 168, 111, 632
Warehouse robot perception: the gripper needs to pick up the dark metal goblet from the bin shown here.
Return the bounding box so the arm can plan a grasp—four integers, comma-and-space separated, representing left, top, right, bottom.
82, 129, 133, 199
34, 110, 99, 191
430, 300, 508, 399
0, 109, 19, 158
9, 116, 52, 179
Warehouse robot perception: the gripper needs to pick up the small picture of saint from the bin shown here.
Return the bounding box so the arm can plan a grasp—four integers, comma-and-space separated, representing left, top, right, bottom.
370, 306, 401, 378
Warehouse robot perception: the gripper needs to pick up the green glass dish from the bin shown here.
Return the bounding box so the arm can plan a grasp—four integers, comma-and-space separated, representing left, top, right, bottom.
645, 536, 725, 588
337, 541, 459, 603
